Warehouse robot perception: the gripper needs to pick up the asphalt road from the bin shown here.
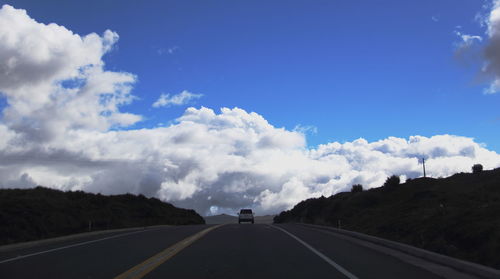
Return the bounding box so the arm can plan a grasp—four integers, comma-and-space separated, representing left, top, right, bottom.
0, 224, 470, 278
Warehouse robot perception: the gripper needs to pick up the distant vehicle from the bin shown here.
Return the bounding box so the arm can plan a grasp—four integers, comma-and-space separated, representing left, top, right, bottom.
238, 209, 254, 224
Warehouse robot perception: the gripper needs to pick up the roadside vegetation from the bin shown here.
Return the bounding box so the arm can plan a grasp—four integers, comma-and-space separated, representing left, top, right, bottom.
0, 187, 205, 245
274, 166, 500, 269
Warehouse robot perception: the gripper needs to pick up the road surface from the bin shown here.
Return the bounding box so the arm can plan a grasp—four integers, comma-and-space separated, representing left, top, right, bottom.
0, 224, 477, 278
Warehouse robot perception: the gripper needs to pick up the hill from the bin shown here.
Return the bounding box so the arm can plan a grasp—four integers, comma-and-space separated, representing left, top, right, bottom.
0, 186, 205, 245
274, 168, 500, 269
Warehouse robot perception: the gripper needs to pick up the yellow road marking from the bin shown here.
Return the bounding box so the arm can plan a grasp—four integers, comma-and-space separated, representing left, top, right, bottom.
114, 224, 224, 279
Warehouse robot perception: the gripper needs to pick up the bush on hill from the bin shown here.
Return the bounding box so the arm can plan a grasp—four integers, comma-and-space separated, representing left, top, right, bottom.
383, 175, 400, 188
472, 164, 483, 174
351, 184, 363, 193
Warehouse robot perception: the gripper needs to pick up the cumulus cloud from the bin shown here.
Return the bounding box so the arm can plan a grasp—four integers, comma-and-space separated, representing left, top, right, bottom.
152, 90, 203, 108
1, 5, 500, 217
0, 4, 141, 143
482, 0, 500, 93
453, 1, 500, 94
1, 107, 499, 215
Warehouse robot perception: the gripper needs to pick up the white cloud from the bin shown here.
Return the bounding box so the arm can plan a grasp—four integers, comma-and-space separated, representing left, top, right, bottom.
1, 107, 499, 215
454, 1, 500, 94
454, 30, 483, 46
1, 5, 500, 217
293, 124, 318, 135
482, 0, 500, 93
167, 46, 179, 54
157, 46, 179, 55
152, 90, 203, 108
0, 4, 141, 143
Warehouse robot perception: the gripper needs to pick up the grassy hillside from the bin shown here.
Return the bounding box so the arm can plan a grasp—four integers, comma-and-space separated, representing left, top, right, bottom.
274, 168, 500, 269
0, 187, 205, 245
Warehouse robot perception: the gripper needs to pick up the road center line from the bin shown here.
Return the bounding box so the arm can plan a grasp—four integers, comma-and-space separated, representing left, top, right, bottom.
114, 224, 224, 279
0, 229, 147, 264
270, 225, 359, 279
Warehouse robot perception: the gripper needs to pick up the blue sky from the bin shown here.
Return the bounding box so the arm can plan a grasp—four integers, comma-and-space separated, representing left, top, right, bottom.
2, 1, 500, 214
3, 0, 498, 150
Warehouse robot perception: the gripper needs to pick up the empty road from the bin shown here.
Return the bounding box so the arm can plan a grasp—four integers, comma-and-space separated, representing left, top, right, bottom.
0, 224, 479, 278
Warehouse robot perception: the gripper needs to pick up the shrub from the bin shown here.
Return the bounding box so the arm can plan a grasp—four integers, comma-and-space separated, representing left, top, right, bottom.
383, 175, 400, 188
351, 184, 363, 193
472, 164, 483, 174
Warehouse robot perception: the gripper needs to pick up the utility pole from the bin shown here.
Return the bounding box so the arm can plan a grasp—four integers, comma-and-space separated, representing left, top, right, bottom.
422, 157, 426, 178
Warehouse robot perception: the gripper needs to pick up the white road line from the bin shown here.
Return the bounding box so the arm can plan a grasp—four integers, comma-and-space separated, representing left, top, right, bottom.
271, 225, 359, 279
0, 229, 148, 264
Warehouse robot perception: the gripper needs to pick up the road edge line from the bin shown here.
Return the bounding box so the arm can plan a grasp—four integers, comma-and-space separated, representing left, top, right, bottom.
270, 225, 358, 279
114, 224, 224, 279
0, 225, 172, 253
299, 223, 500, 279
0, 229, 147, 264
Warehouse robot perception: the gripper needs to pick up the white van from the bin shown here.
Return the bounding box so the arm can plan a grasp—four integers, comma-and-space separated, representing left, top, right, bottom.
238, 209, 254, 224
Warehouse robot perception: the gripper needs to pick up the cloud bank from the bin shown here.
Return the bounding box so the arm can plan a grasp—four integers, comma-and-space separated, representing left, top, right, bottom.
1, 5, 500, 216
482, 0, 500, 93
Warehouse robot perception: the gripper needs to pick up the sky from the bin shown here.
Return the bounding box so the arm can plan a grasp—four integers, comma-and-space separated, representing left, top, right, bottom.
1, 0, 500, 216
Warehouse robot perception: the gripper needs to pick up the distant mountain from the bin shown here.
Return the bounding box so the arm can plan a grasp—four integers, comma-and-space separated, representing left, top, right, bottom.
204, 214, 237, 224
274, 168, 500, 269
0, 187, 205, 245
204, 214, 276, 224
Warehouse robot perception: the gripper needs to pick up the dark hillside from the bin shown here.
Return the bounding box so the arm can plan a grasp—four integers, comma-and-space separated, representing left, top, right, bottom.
274, 168, 500, 269
0, 187, 205, 245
